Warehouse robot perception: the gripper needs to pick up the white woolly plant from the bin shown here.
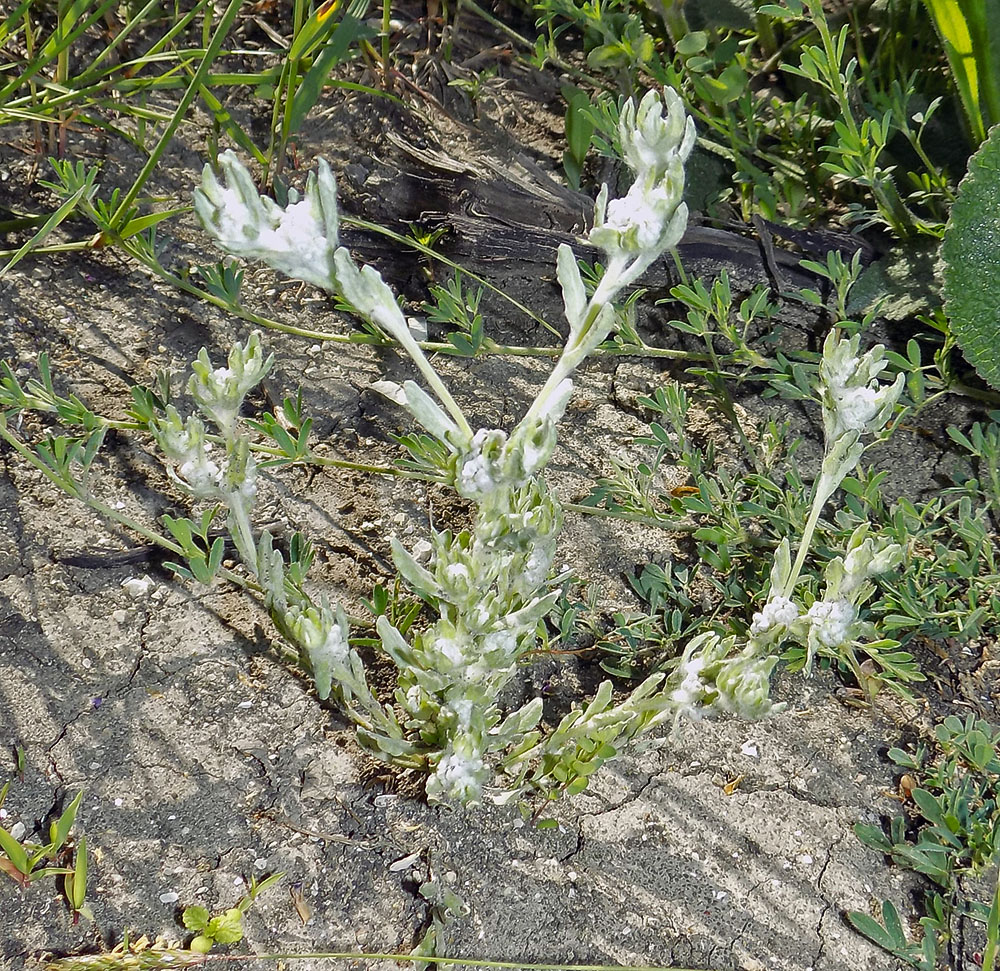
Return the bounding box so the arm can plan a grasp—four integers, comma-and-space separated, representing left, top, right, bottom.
150, 334, 273, 574
620, 334, 907, 724
187, 88, 909, 807
738, 332, 906, 689
191, 89, 778, 807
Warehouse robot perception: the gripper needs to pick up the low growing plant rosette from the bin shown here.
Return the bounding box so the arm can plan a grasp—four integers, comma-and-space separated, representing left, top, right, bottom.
187, 87, 906, 806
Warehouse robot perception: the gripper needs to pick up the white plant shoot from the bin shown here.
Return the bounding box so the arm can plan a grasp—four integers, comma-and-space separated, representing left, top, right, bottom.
193, 90, 790, 807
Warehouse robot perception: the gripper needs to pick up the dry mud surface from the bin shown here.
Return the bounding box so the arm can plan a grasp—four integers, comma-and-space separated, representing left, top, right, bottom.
1, 18, 998, 971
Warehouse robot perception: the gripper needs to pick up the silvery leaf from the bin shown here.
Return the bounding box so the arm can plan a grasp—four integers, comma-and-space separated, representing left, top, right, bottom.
370, 380, 406, 406
556, 243, 586, 332
390, 536, 441, 598
402, 380, 460, 442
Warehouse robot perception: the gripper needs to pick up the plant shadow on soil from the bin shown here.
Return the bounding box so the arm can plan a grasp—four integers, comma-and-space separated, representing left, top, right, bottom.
1, 19, 999, 971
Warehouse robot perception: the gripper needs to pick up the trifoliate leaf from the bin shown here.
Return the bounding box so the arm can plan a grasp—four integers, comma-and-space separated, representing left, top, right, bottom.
943, 122, 1000, 389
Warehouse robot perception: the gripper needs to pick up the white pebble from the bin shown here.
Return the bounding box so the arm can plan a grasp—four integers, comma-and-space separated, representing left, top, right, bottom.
121, 576, 152, 600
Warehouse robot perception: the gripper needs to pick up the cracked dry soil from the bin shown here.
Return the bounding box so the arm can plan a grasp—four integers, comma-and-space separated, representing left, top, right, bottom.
1, 29, 999, 971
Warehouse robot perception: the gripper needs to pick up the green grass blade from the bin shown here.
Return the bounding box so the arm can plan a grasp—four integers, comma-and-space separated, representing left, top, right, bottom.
69, 835, 88, 912
106, 0, 243, 229
984, 866, 1000, 971
0, 0, 116, 104
0, 176, 96, 279
961, 0, 1000, 134
0, 825, 30, 876
0, 0, 33, 47
50, 790, 84, 853
194, 81, 266, 164
923, 0, 982, 140
286, 15, 371, 136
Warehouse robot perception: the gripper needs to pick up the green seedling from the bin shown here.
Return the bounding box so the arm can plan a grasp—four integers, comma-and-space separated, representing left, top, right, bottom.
0, 788, 82, 890
423, 271, 488, 357
65, 834, 92, 923
561, 84, 596, 189
182, 871, 284, 953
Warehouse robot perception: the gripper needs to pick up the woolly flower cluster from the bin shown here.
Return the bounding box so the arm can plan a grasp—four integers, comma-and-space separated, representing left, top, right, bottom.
453, 409, 567, 501
806, 599, 856, 647
749, 595, 799, 636
194, 151, 340, 291
819, 331, 905, 442
665, 633, 780, 721
749, 590, 859, 654
151, 407, 223, 499
747, 526, 903, 679
150, 333, 272, 508
589, 88, 696, 266
285, 601, 351, 702
432, 749, 488, 805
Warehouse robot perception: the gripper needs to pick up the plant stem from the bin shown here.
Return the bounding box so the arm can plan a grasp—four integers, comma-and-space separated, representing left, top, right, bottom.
984, 865, 1000, 971
381, 0, 392, 88
204, 951, 708, 971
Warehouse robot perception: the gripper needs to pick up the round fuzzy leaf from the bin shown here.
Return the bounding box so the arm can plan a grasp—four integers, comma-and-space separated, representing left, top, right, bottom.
943, 122, 1000, 389
182, 905, 210, 931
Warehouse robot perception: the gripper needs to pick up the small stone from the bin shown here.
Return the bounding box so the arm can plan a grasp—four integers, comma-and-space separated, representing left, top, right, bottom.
740, 741, 758, 758
112, 609, 127, 624
159, 891, 179, 904
121, 576, 152, 600
389, 851, 421, 872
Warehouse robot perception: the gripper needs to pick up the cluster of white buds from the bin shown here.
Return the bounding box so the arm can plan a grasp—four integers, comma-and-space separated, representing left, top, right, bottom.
150, 333, 274, 574
748, 522, 902, 679
819, 331, 905, 444
284, 599, 351, 702
188, 333, 274, 436
660, 631, 781, 721
749, 594, 800, 638
803, 525, 902, 665
152, 406, 259, 506
589, 89, 696, 287
151, 406, 222, 499
195, 153, 340, 290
